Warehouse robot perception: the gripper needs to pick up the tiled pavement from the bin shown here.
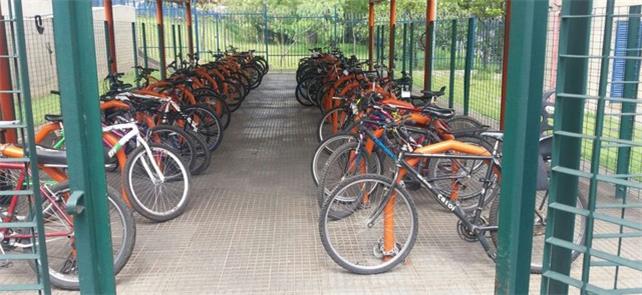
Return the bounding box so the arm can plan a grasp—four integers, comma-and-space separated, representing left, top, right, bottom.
1, 73, 640, 294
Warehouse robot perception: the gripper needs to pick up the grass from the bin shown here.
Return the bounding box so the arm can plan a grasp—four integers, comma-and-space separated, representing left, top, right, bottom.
30, 70, 139, 125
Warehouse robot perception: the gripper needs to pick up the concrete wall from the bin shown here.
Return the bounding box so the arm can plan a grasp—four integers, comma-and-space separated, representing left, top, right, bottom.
1, 3, 136, 99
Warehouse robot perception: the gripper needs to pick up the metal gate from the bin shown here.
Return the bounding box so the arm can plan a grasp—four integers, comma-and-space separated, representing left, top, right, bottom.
541, 1, 642, 293
0, 0, 51, 293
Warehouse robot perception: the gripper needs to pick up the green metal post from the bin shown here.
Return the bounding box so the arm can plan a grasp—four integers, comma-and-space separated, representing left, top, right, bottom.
132, 22, 139, 87
333, 6, 338, 47
615, 6, 641, 199
402, 21, 407, 74
463, 17, 476, 116
424, 16, 435, 92
171, 24, 177, 65
142, 23, 149, 69
579, 2, 616, 293
215, 13, 220, 52
263, 4, 269, 65
194, 9, 200, 53
376, 25, 381, 64
494, 1, 548, 293
178, 24, 183, 61
449, 19, 457, 108
409, 21, 415, 91
51, 0, 115, 293
540, 1, 593, 293
103, 21, 111, 74
157, 23, 166, 79
378, 25, 384, 63
13, 1, 52, 292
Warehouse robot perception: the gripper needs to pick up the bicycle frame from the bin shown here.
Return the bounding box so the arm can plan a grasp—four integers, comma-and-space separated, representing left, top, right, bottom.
102, 122, 166, 183
371, 139, 502, 260
0, 157, 72, 246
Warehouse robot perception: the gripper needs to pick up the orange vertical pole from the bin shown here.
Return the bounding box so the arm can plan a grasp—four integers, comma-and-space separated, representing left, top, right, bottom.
388, 0, 397, 77
0, 3, 16, 143
104, 0, 117, 74
499, 0, 511, 130
156, 0, 167, 79
368, 1, 375, 70
185, 0, 194, 57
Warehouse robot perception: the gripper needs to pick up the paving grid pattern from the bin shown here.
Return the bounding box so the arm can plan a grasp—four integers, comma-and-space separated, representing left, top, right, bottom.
1, 73, 641, 294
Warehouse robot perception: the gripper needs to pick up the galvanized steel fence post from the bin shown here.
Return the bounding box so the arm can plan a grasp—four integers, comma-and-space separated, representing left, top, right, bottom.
463, 17, 476, 116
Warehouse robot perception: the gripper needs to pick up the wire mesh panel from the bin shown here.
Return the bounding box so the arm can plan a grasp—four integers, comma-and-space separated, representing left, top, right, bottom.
541, 2, 642, 293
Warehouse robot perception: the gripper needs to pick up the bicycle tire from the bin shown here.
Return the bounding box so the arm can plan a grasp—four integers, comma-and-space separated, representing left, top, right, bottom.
310, 134, 357, 186
148, 125, 196, 174
123, 144, 191, 222
319, 174, 417, 275
184, 128, 212, 175
317, 141, 382, 208
182, 105, 224, 152
34, 182, 135, 290
317, 107, 351, 142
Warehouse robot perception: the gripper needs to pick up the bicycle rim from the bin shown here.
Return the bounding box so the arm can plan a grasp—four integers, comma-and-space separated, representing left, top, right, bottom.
126, 145, 190, 221
319, 175, 417, 274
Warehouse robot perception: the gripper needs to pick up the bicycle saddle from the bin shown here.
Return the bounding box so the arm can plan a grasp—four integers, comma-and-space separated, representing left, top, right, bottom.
35, 145, 67, 166
480, 131, 504, 142
421, 86, 446, 98
44, 114, 63, 123
422, 105, 455, 119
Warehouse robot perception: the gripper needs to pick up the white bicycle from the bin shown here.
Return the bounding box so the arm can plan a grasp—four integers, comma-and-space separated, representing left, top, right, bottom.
104, 121, 191, 222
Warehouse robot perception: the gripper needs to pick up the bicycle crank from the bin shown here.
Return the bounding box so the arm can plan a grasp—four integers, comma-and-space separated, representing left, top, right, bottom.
456, 216, 488, 242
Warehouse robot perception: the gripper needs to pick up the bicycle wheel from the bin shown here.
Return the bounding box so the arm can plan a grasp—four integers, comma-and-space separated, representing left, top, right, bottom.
310, 134, 357, 186
319, 174, 417, 274
182, 105, 224, 152
148, 125, 196, 174
426, 135, 498, 211
35, 182, 135, 290
124, 144, 191, 222
317, 107, 350, 142
184, 129, 212, 175
317, 142, 382, 208
488, 190, 587, 274
295, 80, 314, 106
195, 91, 231, 129
447, 115, 484, 133
222, 81, 245, 112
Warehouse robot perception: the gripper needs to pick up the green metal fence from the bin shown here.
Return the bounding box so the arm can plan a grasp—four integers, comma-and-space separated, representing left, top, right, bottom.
541, 1, 642, 293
